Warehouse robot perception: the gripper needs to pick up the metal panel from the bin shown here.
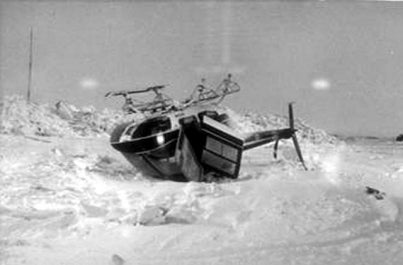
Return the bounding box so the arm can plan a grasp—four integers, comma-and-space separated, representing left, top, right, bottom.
201, 150, 236, 175
175, 130, 203, 182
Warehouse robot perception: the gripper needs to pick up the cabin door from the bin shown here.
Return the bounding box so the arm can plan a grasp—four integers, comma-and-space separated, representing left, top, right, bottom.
175, 129, 203, 182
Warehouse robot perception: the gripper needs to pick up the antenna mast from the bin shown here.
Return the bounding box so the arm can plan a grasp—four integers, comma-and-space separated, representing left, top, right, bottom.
27, 27, 33, 103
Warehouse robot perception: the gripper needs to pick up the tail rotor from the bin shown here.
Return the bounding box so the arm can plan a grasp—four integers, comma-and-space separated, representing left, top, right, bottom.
288, 103, 308, 170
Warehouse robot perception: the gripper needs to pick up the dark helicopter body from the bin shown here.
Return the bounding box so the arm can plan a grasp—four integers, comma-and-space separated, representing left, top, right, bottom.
107, 75, 307, 182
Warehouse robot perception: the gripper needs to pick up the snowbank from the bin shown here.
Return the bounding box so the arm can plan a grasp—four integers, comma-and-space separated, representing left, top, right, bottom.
1, 95, 72, 137
0, 95, 140, 137
1, 95, 337, 146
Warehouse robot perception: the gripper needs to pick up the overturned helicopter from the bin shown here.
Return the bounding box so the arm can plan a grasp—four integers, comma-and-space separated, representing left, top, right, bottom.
106, 74, 307, 182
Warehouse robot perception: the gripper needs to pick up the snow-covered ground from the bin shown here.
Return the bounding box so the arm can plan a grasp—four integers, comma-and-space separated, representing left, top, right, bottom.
1, 97, 403, 265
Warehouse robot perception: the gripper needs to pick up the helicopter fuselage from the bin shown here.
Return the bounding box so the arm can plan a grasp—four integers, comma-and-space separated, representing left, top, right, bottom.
107, 75, 307, 182
110, 105, 242, 181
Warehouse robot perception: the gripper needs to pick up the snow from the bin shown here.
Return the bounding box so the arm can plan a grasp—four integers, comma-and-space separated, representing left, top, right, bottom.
0, 95, 141, 137
1, 97, 403, 265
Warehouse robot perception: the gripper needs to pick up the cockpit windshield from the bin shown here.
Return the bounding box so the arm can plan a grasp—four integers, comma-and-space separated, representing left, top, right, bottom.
131, 116, 172, 139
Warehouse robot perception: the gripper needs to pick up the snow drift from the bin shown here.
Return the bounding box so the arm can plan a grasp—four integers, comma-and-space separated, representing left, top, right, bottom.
0, 95, 140, 137
0, 95, 336, 144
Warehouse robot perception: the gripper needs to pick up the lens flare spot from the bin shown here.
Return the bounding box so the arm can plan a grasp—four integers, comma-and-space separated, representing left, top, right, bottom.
321, 152, 341, 185
80, 78, 99, 90
311, 78, 330, 91
156, 134, 165, 145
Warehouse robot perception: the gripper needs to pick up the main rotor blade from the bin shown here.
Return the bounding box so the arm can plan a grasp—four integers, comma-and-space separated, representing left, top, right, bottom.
105, 85, 168, 97
292, 134, 308, 170
273, 139, 279, 159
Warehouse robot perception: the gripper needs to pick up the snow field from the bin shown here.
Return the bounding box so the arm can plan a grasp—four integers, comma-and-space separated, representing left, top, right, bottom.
1, 96, 403, 264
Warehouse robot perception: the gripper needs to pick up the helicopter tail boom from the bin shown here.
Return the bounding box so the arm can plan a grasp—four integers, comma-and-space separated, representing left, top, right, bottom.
243, 103, 307, 170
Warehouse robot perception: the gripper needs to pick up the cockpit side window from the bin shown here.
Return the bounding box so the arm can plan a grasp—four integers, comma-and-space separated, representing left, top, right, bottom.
126, 125, 138, 136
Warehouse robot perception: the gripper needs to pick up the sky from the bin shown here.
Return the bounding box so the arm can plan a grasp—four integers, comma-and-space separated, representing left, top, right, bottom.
1, 0, 403, 137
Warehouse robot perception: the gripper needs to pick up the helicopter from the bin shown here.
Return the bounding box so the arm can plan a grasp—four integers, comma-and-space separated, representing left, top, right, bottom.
106, 74, 307, 182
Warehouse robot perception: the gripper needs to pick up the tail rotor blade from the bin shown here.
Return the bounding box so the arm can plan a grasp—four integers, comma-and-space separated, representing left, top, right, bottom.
289, 102, 295, 130
273, 139, 279, 159
292, 134, 308, 170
